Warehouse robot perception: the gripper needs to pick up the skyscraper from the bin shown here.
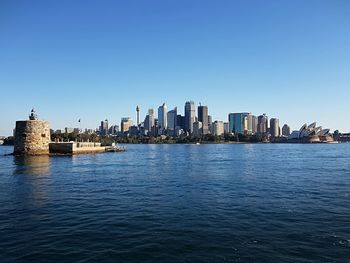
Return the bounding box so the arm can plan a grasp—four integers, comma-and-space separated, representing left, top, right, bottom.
208, 115, 213, 134
251, 115, 258, 134
213, 121, 224, 136
270, 118, 280, 137
198, 105, 209, 135
144, 108, 155, 133
158, 103, 167, 133
224, 122, 230, 134
257, 114, 268, 134
144, 115, 150, 132
282, 124, 291, 137
228, 113, 236, 134
208, 115, 212, 125
108, 125, 119, 135
121, 117, 133, 133
184, 101, 195, 134
193, 121, 202, 138
245, 114, 254, 135
176, 115, 185, 130
167, 107, 177, 137
228, 112, 250, 134
151, 118, 158, 137
100, 119, 108, 136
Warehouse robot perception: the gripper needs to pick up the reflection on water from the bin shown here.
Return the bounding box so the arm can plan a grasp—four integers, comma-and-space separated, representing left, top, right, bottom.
12, 155, 51, 208
13, 155, 51, 176
241, 144, 258, 180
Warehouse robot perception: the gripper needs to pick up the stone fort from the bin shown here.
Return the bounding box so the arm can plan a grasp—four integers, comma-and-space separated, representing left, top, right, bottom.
13, 109, 115, 155
14, 109, 50, 155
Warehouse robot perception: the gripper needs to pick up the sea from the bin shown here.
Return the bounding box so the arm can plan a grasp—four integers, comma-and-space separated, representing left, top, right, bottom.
0, 144, 349, 262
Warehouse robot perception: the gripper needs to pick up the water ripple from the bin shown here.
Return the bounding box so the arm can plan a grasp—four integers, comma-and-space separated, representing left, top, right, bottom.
0, 144, 350, 262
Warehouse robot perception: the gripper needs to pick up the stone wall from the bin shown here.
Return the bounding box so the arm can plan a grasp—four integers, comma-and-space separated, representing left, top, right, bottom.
14, 120, 50, 155
49, 142, 106, 155
49, 142, 74, 154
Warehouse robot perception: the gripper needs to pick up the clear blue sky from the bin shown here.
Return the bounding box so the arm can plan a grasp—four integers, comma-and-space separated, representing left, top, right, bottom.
1, 0, 349, 135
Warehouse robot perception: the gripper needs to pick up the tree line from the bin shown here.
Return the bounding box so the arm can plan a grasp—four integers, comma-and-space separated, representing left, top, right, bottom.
2, 132, 269, 146
51, 132, 269, 145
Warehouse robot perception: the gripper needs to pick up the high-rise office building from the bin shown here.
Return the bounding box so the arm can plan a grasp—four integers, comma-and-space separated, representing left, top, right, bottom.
108, 125, 119, 135
193, 121, 202, 138
228, 112, 250, 134
245, 114, 254, 134
208, 115, 213, 134
184, 101, 196, 134
252, 115, 258, 134
213, 121, 224, 136
208, 115, 212, 125
176, 115, 185, 130
198, 105, 209, 135
270, 118, 280, 137
144, 108, 155, 133
128, 125, 139, 136
282, 124, 291, 137
167, 107, 177, 137
228, 113, 236, 134
121, 117, 133, 133
149, 108, 155, 127
100, 119, 108, 136
158, 103, 167, 131
144, 115, 150, 131
224, 122, 230, 134
257, 114, 268, 134
151, 118, 158, 137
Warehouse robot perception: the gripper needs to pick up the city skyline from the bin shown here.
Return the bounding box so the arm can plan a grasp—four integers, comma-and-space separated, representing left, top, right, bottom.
1, 1, 350, 135
0, 100, 342, 136
37, 99, 336, 144
50, 100, 318, 137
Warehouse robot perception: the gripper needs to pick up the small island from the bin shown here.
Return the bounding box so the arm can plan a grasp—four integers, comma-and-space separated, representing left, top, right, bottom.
11, 109, 126, 156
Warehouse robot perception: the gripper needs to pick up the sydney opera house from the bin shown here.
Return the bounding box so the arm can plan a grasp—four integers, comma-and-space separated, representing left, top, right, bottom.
288, 122, 335, 143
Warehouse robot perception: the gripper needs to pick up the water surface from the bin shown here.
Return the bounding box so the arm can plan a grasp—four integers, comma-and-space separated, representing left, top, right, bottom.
0, 144, 350, 262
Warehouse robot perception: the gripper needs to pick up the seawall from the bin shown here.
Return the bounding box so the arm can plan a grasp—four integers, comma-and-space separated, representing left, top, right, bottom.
49, 142, 106, 155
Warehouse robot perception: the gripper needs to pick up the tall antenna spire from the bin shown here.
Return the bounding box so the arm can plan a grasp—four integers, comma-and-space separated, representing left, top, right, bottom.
136, 105, 140, 126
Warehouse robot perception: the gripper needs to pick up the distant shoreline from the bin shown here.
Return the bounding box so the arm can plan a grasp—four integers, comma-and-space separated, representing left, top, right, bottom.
1, 141, 342, 147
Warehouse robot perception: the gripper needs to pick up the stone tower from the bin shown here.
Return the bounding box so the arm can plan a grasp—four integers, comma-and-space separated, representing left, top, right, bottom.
13, 109, 50, 155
